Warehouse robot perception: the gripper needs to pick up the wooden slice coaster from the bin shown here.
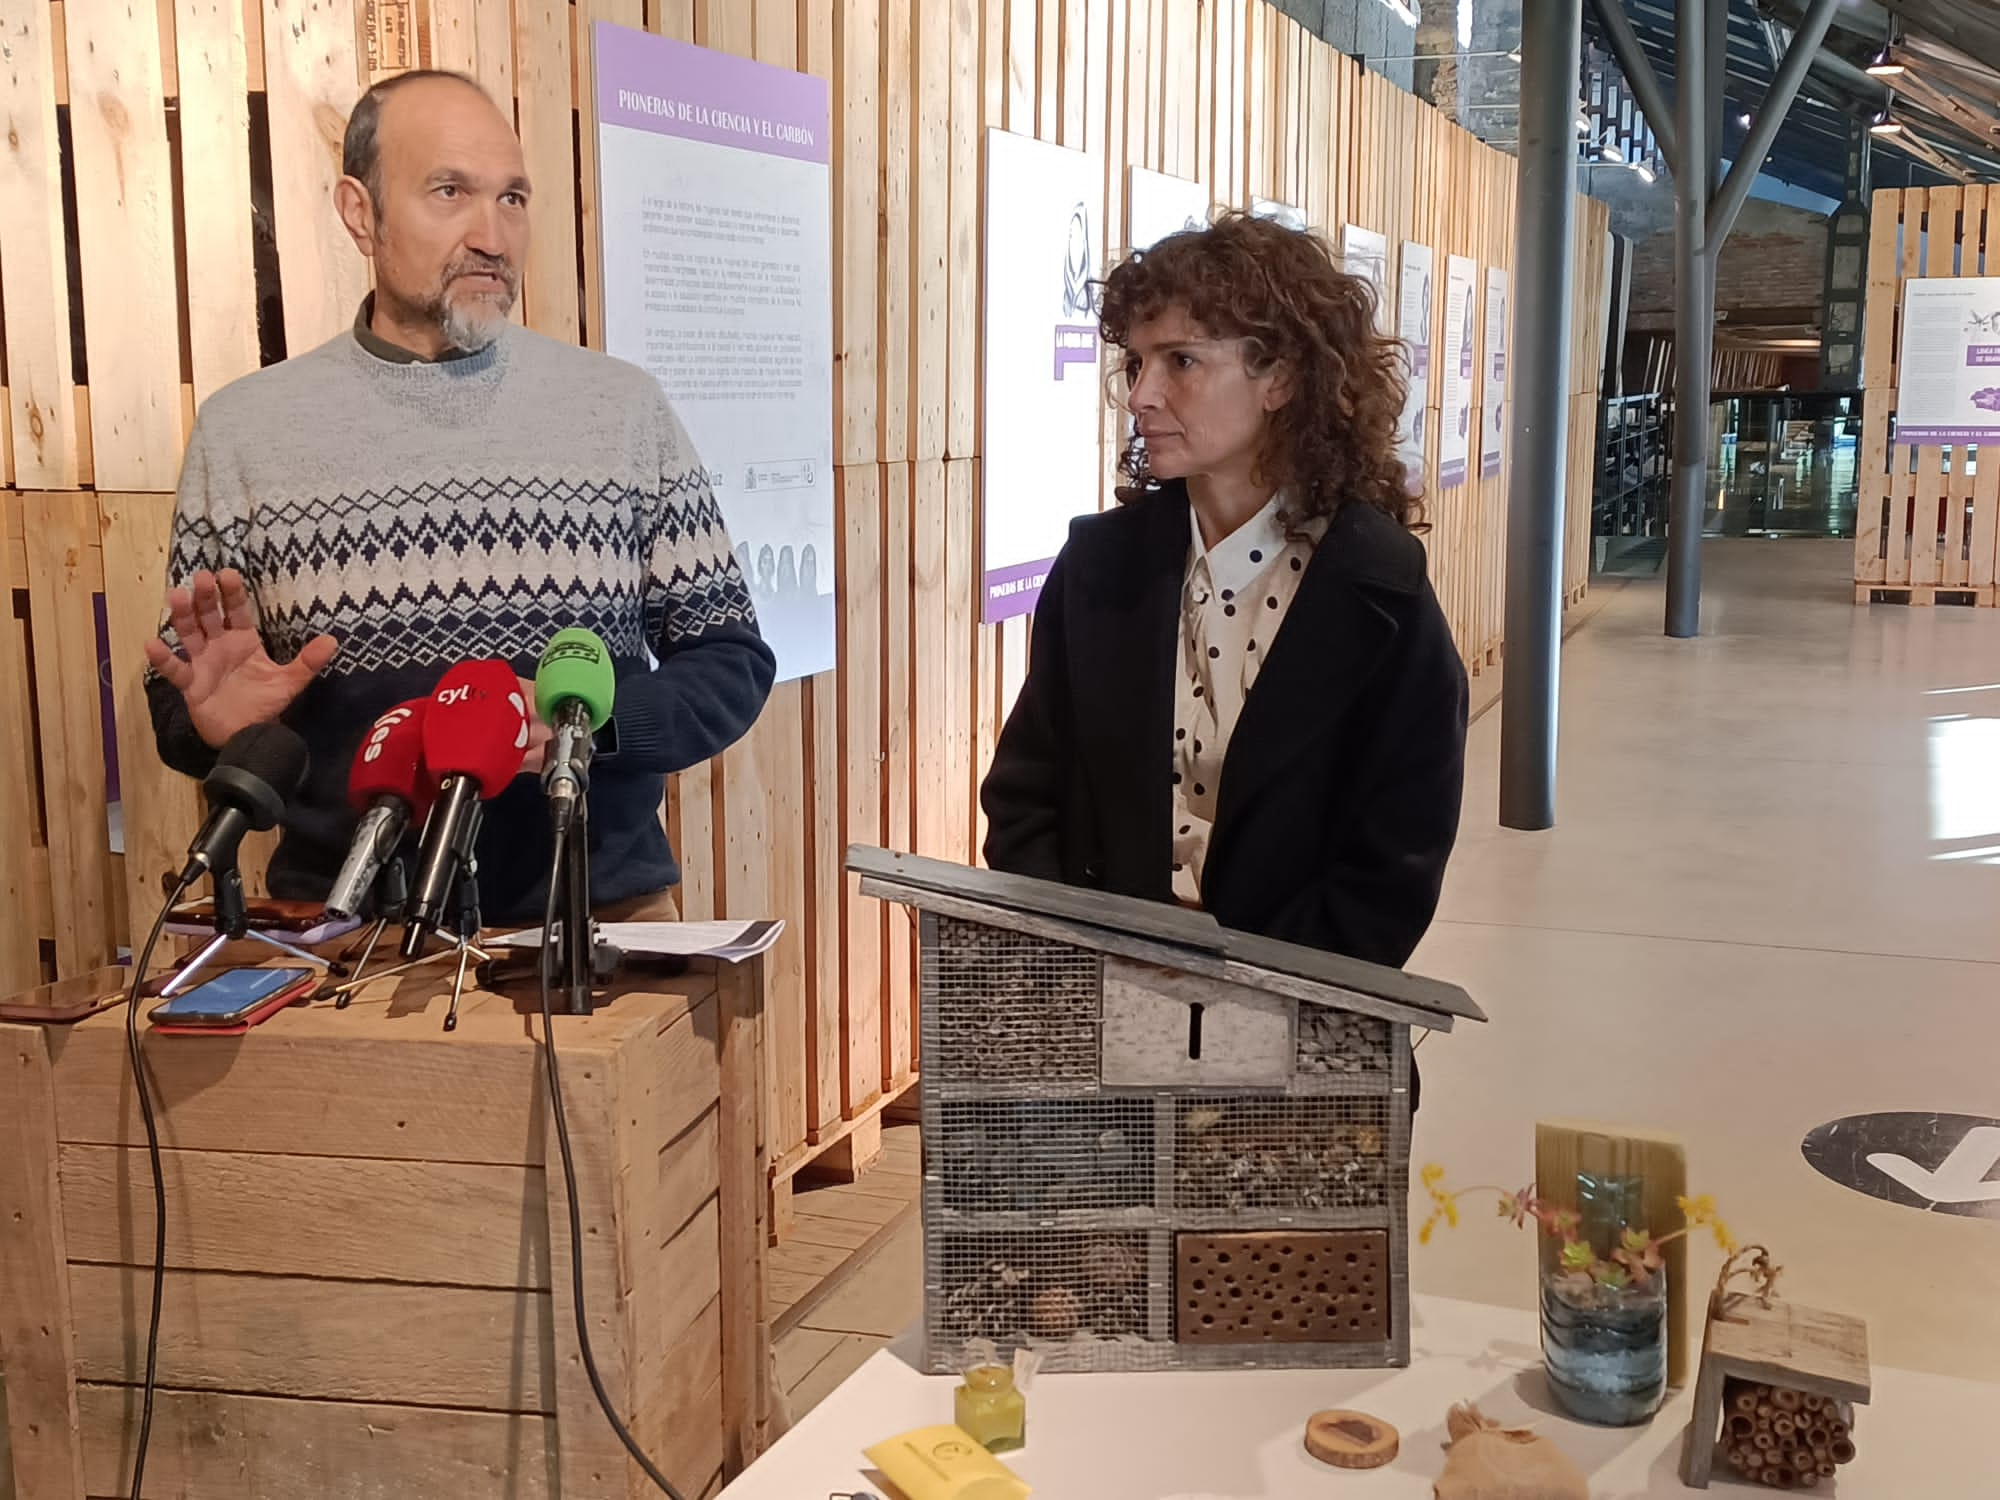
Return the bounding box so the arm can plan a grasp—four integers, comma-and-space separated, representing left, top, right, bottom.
1304, 1409, 1399, 1470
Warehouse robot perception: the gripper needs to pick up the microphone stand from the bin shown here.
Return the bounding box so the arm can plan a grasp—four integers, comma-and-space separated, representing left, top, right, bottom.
482, 728, 623, 1010
332, 856, 407, 1009
160, 862, 333, 997
324, 854, 495, 1027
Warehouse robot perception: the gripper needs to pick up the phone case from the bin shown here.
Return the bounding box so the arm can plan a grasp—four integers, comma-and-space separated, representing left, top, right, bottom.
150, 968, 316, 1028
150, 975, 317, 1036
0, 965, 135, 1024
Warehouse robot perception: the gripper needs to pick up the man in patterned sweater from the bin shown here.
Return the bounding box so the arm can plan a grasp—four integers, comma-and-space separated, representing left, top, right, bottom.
145, 70, 776, 920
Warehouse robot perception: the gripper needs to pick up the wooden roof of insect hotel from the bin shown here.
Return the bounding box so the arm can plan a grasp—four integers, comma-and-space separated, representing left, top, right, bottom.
848, 847, 1485, 1033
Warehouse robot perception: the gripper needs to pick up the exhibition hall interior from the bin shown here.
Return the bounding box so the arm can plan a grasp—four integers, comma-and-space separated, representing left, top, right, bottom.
2, 0, 1998, 1496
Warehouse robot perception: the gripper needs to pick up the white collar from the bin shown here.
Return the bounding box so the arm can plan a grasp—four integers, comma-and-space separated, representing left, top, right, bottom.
1188, 495, 1292, 598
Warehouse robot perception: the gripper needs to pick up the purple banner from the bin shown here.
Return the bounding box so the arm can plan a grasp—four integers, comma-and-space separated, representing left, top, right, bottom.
1897, 425, 2000, 445
1439, 458, 1468, 490
1480, 445, 1502, 479
1968, 345, 2000, 367
594, 23, 829, 166
984, 557, 1055, 621
1412, 345, 1431, 378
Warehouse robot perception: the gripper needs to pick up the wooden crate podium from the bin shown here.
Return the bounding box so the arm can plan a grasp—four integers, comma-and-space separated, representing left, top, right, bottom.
0, 958, 774, 1500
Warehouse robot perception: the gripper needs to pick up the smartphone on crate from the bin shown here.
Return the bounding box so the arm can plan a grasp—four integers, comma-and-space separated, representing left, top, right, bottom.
0, 966, 135, 1024
148, 967, 317, 1031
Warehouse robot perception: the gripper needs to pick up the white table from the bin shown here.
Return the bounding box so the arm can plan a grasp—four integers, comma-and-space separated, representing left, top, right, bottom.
724, 1295, 1993, 1498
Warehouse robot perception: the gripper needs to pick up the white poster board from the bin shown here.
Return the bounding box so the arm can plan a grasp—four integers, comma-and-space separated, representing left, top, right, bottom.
1439, 254, 1477, 491
593, 24, 835, 682
1481, 267, 1509, 479
1126, 167, 1208, 254
983, 129, 1102, 622
1896, 277, 2000, 444
1396, 241, 1436, 488
1341, 224, 1393, 336
1250, 197, 1307, 232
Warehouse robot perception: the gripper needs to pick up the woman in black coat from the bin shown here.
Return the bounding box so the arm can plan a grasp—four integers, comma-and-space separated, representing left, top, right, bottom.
980, 212, 1466, 972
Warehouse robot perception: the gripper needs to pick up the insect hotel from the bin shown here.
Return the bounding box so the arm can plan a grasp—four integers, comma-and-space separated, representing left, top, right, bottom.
850, 848, 1485, 1374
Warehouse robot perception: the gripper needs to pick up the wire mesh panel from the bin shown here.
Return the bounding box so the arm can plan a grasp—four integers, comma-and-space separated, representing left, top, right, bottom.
1294, 1006, 1392, 1079
1173, 1096, 1394, 1217
931, 1098, 1155, 1216
922, 915, 1102, 1096
925, 1229, 1157, 1373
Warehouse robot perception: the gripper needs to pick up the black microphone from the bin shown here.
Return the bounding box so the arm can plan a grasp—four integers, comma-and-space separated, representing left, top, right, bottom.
179, 724, 310, 886
400, 660, 529, 958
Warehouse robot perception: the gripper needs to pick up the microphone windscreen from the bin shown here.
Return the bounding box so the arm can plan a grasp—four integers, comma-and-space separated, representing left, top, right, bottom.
534, 627, 616, 730
212, 722, 311, 802
349, 698, 435, 816
420, 659, 530, 797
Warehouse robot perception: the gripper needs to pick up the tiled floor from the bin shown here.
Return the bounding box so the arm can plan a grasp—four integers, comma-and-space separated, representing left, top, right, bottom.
1411, 539, 2000, 1383
772, 539, 2000, 1416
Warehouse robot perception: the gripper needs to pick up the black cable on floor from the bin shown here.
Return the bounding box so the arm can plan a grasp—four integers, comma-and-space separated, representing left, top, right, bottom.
538, 839, 689, 1500
125, 873, 192, 1500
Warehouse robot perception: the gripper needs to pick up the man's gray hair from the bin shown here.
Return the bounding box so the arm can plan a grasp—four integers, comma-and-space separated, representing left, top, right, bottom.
341, 69, 488, 212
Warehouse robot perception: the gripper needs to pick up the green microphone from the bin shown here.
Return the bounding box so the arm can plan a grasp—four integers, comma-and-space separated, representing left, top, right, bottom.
535, 628, 616, 832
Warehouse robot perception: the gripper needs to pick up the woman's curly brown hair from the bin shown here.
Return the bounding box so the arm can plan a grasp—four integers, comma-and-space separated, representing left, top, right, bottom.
1098, 210, 1422, 530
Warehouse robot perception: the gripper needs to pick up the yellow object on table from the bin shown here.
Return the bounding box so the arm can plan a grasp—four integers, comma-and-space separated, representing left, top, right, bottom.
954, 1363, 1027, 1452
863, 1424, 1033, 1500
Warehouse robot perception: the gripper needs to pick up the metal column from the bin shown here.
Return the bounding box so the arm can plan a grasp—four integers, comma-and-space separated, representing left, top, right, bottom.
1665, 0, 1713, 638
1499, 0, 1582, 830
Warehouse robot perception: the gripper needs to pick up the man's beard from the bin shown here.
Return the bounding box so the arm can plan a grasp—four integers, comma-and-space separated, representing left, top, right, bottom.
405, 253, 520, 353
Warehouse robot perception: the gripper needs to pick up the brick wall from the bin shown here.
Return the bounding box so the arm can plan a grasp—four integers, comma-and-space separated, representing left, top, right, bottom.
1628, 199, 1830, 326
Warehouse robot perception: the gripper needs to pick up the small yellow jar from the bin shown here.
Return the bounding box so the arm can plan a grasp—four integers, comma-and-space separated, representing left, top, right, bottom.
953, 1363, 1027, 1453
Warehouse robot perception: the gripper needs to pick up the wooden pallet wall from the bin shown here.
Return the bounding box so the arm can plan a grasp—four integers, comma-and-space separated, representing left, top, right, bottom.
1855, 185, 2000, 605
0, 0, 1606, 1184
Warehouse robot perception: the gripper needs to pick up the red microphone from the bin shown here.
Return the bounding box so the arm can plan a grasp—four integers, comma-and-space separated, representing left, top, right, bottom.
401, 660, 530, 955
325, 698, 436, 921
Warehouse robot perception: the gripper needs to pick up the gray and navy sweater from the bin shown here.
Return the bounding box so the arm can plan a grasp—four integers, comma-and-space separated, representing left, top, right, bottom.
147, 312, 777, 921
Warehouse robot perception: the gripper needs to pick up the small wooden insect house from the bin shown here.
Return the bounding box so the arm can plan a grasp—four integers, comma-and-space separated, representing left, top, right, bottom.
850, 848, 1485, 1374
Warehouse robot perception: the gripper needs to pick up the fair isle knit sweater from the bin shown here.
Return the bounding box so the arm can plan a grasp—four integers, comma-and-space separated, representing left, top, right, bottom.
147, 318, 776, 920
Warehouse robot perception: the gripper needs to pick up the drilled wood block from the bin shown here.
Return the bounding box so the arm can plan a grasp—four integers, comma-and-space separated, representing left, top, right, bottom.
1174, 1230, 1390, 1344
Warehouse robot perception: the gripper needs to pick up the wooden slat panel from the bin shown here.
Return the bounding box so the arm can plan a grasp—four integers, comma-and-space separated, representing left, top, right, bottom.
913, 0, 950, 461
428, 0, 475, 71
47, 992, 716, 1162
25, 494, 113, 974
262, 0, 368, 353
753, 0, 797, 61
880, 461, 915, 1091
517, 0, 582, 343
806, 669, 842, 1138
70, 1263, 558, 1411
0, 501, 42, 991
0, 1024, 88, 1500
77, 1385, 555, 1500
1864, 189, 1903, 397
651, 0, 695, 38
59, 1144, 553, 1288
1911, 446, 1943, 588
0, 0, 83, 488
695, 0, 753, 55
836, 463, 883, 1113
756, 689, 808, 1173
676, 759, 718, 919
176, 0, 262, 407
98, 492, 202, 953
945, 463, 977, 866
835, 0, 879, 463
913, 459, 950, 863
878, 0, 911, 459
946, 0, 980, 461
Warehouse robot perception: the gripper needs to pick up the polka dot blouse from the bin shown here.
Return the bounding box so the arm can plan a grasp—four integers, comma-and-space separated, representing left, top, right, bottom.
1171, 495, 1325, 907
